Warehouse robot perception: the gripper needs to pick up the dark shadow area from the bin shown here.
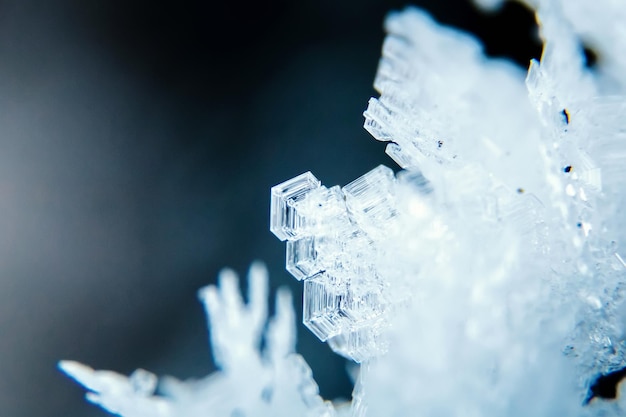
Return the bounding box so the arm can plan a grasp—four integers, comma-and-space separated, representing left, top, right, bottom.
583, 44, 599, 69
586, 367, 626, 404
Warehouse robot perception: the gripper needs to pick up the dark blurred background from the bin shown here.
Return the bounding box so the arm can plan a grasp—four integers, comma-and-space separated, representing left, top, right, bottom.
0, 1, 540, 416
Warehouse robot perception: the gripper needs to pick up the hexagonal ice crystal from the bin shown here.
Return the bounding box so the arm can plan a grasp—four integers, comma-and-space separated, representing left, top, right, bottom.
342, 165, 398, 237
273, 169, 396, 362
286, 237, 321, 281
292, 185, 355, 239
303, 273, 349, 341
270, 172, 321, 241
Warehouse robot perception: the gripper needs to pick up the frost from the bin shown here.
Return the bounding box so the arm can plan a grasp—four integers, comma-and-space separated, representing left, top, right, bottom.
60, 263, 334, 417
271, 1, 626, 415
65, 1, 626, 416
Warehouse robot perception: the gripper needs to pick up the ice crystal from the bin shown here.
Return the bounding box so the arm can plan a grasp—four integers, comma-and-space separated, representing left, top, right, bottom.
60, 263, 334, 417
64, 1, 626, 416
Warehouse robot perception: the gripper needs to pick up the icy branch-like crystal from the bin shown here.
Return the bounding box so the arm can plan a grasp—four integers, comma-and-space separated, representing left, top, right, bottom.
58, 362, 172, 417
286, 237, 319, 281
60, 264, 335, 417
198, 262, 268, 371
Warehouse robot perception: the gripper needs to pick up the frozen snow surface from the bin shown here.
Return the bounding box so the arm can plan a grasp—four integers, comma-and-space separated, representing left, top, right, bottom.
63, 1, 626, 416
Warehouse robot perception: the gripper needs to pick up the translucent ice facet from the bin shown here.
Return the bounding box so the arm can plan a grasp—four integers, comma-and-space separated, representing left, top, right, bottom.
342, 165, 398, 236
363, 98, 396, 142
286, 237, 321, 281
270, 172, 321, 241
385, 142, 421, 169
303, 273, 349, 341
295, 185, 351, 234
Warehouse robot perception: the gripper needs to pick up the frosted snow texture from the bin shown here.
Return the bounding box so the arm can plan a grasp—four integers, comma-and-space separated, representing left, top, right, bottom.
65, 1, 626, 416
60, 263, 335, 417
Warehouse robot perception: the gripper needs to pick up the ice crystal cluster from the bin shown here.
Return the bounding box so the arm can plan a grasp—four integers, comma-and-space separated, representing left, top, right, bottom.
62, 1, 626, 416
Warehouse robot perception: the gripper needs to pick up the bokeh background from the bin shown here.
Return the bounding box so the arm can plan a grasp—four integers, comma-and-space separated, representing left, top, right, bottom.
0, 1, 541, 416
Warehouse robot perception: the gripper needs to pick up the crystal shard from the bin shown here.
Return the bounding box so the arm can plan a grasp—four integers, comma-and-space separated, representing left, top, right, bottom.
385, 142, 421, 169
270, 172, 321, 241
286, 237, 320, 281
303, 273, 348, 341
342, 165, 398, 237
